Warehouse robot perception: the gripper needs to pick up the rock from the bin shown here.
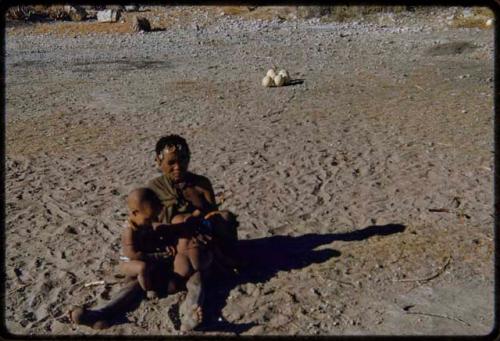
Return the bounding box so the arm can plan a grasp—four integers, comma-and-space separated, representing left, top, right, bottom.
125, 5, 139, 12
64, 5, 87, 21
131, 16, 151, 32
97, 9, 120, 23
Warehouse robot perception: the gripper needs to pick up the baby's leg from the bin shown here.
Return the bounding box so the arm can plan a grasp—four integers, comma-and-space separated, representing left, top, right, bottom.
119, 260, 156, 297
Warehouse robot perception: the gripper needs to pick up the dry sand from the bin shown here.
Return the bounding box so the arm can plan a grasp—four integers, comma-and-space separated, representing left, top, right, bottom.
4, 6, 495, 336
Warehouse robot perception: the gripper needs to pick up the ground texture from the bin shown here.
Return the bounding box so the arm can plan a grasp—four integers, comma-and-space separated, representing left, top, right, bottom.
5, 6, 495, 336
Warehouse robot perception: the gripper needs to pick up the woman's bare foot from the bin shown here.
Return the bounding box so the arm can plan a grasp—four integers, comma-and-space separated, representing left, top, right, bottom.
179, 271, 204, 331
68, 306, 110, 330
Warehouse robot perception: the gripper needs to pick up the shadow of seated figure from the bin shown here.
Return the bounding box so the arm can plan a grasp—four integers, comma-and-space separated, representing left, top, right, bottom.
68, 223, 405, 333
202, 223, 406, 333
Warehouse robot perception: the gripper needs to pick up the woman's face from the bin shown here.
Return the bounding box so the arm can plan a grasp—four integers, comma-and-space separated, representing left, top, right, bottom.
156, 149, 189, 183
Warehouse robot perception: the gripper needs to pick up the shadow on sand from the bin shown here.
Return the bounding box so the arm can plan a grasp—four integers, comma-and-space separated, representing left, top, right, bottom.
96, 223, 405, 332
201, 223, 406, 333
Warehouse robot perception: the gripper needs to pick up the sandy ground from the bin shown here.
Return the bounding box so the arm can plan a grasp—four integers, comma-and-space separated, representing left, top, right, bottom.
4, 6, 495, 336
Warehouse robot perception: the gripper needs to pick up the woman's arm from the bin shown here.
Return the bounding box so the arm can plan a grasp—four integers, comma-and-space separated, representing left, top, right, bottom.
152, 219, 197, 238
122, 225, 175, 261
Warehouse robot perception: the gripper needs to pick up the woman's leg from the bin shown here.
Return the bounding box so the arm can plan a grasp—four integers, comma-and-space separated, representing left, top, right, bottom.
68, 279, 144, 329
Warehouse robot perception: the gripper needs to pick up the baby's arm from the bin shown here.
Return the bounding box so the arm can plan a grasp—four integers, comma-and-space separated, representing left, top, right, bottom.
122, 224, 175, 262
121, 225, 145, 261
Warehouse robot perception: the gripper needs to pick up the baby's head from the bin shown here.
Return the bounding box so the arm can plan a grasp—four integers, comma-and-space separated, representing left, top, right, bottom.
127, 188, 162, 228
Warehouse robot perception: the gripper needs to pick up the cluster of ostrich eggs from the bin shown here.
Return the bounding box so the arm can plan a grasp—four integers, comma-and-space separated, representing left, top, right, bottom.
262, 68, 290, 87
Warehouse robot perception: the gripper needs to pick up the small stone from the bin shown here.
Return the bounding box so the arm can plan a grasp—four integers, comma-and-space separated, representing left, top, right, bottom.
125, 5, 139, 12
97, 9, 120, 23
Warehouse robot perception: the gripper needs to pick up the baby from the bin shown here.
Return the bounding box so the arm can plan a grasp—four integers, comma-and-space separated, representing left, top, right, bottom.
120, 187, 176, 299
68, 188, 211, 329
123, 187, 213, 330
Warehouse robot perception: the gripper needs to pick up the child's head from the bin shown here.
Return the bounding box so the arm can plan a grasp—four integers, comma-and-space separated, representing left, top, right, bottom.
154, 134, 190, 183
127, 188, 162, 228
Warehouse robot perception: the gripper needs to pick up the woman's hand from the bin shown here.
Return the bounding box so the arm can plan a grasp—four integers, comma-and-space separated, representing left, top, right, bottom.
204, 210, 222, 220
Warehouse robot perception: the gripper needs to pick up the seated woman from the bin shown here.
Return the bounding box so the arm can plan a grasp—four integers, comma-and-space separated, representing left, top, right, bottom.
68, 134, 239, 331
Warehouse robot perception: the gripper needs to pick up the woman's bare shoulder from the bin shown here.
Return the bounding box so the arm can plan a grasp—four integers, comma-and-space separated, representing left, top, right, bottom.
188, 172, 213, 189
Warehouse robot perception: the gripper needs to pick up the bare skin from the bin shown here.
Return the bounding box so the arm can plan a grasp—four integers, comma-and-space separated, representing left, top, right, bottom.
120, 188, 176, 298
156, 148, 240, 268
153, 146, 239, 330
121, 209, 215, 330
67, 141, 239, 330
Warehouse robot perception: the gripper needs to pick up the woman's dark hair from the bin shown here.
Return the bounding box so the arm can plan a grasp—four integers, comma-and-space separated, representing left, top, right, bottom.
155, 134, 190, 161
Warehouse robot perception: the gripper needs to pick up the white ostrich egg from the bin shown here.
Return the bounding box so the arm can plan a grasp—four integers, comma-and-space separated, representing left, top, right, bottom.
274, 74, 285, 87
262, 75, 274, 87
